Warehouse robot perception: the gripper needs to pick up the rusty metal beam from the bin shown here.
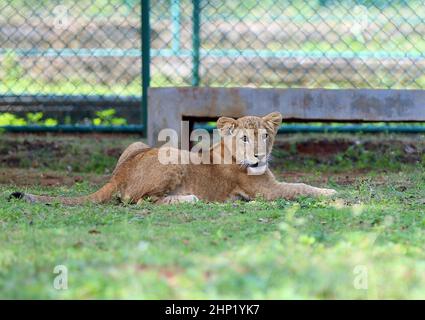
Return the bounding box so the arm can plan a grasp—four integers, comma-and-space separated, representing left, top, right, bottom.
148, 87, 425, 146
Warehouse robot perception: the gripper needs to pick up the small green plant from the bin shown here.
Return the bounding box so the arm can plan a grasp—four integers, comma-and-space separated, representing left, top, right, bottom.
25, 112, 57, 126
93, 108, 127, 126
25, 112, 43, 124
0, 112, 57, 126
0, 113, 26, 126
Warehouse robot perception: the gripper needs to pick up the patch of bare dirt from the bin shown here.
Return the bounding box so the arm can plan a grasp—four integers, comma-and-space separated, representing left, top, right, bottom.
274, 139, 353, 156
0, 139, 65, 168
296, 140, 352, 155
274, 138, 424, 162
0, 168, 107, 187
105, 147, 123, 158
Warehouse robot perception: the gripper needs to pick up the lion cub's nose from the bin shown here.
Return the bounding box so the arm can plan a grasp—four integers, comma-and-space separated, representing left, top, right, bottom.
254, 154, 266, 161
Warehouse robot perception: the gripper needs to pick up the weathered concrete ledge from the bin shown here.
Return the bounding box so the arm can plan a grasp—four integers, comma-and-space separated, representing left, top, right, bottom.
148, 87, 425, 146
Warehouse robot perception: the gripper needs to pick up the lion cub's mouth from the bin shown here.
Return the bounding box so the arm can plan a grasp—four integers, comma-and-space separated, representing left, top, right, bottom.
247, 162, 267, 175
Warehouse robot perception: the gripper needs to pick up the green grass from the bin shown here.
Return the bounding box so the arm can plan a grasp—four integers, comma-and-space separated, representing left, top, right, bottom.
0, 134, 425, 299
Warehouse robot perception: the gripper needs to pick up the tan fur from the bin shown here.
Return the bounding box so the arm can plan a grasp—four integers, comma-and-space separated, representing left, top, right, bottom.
14, 112, 336, 205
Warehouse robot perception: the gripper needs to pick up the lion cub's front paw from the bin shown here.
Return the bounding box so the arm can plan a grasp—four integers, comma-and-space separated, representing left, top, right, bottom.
320, 188, 337, 197
159, 194, 200, 204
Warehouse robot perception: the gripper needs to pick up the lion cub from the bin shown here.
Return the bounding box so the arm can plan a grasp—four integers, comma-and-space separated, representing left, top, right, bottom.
10, 112, 336, 205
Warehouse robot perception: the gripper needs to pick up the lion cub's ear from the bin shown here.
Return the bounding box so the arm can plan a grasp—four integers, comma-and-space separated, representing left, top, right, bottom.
263, 112, 282, 131
217, 117, 237, 136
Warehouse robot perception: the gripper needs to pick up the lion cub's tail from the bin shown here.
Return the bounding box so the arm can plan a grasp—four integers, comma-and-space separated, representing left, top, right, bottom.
8, 181, 117, 205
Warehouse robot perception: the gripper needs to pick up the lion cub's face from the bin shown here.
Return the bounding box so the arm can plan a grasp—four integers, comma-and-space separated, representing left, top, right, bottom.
217, 112, 282, 175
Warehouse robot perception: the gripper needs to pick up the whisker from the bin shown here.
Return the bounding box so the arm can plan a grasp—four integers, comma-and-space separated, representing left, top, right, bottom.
266, 154, 273, 164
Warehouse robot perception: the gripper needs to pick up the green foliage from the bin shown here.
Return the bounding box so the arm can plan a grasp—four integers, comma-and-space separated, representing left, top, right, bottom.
26, 113, 58, 126
25, 112, 44, 124
93, 108, 127, 126
0, 112, 58, 127
44, 118, 58, 126
0, 113, 27, 126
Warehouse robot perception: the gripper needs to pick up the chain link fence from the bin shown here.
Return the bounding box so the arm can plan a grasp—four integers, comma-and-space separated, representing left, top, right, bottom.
1, 0, 141, 97
1, 0, 425, 127
152, 0, 425, 89
1, 0, 142, 127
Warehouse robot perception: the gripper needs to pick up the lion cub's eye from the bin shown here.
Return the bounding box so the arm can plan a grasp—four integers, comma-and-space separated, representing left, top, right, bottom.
241, 135, 249, 143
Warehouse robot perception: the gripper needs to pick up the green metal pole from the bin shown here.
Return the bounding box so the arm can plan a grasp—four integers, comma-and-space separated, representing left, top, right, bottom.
2, 124, 425, 134
192, 0, 200, 86
171, 0, 181, 53
141, 0, 150, 137
0, 125, 146, 133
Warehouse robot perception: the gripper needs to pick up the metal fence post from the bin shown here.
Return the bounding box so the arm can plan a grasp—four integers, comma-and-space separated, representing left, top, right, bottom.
171, 0, 181, 53
192, 0, 200, 86
141, 0, 151, 136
